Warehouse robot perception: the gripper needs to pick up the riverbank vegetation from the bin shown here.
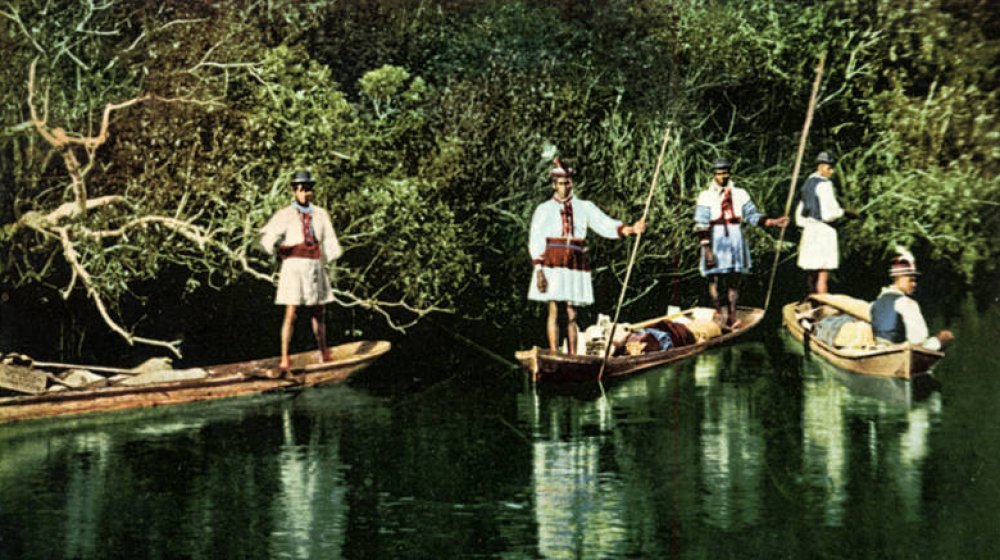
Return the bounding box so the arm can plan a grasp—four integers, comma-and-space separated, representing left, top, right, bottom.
1, 0, 996, 359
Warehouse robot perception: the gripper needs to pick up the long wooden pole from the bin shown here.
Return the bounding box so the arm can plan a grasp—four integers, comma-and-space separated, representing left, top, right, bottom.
32, 360, 139, 376
598, 126, 673, 382
763, 52, 826, 313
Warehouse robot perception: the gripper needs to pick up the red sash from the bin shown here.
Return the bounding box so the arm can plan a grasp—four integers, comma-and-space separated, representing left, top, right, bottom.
541, 237, 589, 271
278, 244, 321, 260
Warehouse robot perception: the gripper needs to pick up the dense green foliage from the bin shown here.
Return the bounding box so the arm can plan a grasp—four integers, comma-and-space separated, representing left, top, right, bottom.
1, 0, 996, 354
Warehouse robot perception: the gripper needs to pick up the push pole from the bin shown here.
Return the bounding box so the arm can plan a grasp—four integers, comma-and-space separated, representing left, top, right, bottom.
598, 126, 673, 382
763, 52, 827, 313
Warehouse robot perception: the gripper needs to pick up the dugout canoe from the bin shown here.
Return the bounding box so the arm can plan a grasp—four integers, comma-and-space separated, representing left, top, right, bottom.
515, 306, 765, 383
0, 340, 390, 424
781, 294, 943, 380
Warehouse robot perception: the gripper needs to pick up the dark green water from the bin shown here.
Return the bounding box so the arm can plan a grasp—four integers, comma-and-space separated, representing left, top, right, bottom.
2, 296, 999, 559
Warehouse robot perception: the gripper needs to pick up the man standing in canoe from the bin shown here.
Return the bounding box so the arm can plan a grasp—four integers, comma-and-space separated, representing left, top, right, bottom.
870, 248, 954, 350
794, 151, 856, 294
694, 158, 788, 328
528, 158, 646, 354
261, 170, 343, 370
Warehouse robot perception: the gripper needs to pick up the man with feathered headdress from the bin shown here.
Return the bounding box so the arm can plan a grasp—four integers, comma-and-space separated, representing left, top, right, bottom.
870, 247, 954, 350
528, 158, 646, 354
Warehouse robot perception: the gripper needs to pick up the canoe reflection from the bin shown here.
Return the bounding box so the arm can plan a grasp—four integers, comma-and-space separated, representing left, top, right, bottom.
0, 388, 363, 559
520, 340, 941, 556
795, 351, 941, 525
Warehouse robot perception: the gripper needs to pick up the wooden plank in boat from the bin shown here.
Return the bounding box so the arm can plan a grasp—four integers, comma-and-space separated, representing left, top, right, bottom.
809, 293, 871, 321
0, 364, 47, 395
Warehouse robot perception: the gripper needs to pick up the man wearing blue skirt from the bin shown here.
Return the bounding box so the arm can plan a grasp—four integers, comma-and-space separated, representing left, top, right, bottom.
694, 159, 787, 328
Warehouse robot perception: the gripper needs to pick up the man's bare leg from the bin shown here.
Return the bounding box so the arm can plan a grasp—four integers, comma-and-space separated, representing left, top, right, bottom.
565, 304, 578, 355
727, 274, 742, 328
280, 305, 298, 370
546, 301, 560, 352
815, 270, 829, 294
708, 275, 723, 323
311, 305, 331, 361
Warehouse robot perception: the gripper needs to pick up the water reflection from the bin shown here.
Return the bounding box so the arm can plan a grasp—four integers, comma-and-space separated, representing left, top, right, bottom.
525, 389, 627, 558
792, 339, 942, 526
2, 298, 994, 558
268, 406, 348, 559
518, 338, 943, 556
693, 350, 764, 530
0, 388, 369, 559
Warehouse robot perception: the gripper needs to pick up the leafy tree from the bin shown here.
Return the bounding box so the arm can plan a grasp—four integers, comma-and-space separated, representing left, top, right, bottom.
0, 1, 475, 357
2, 0, 997, 360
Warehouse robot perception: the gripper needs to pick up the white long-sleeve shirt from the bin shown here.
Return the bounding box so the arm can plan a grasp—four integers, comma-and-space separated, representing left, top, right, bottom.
260, 204, 342, 263
528, 196, 623, 266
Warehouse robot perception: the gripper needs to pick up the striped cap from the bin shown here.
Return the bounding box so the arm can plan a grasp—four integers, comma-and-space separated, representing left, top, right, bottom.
889, 256, 919, 277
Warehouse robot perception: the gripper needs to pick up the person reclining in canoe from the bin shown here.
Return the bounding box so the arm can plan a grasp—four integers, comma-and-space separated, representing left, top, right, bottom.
610, 320, 695, 355
870, 248, 954, 351
806, 312, 875, 349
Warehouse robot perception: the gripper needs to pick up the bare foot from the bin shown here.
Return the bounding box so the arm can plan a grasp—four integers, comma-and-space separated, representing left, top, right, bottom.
320, 350, 333, 363
278, 359, 291, 371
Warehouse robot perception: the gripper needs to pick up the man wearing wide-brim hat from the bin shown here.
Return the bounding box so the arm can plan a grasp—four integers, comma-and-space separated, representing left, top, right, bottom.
260, 170, 343, 370
694, 158, 788, 328
528, 158, 646, 354
794, 151, 857, 294
869, 247, 954, 350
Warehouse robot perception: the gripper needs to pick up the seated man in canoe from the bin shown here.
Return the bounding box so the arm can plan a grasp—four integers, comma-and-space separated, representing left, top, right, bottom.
870, 248, 954, 351
528, 158, 646, 354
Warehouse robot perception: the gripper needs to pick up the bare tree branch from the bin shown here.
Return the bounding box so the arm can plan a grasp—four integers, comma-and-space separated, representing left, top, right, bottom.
28, 60, 220, 215
331, 289, 451, 332
55, 226, 183, 357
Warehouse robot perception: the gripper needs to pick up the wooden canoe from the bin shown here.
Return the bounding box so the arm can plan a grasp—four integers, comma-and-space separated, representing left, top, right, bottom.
515, 306, 765, 383
781, 294, 943, 380
0, 340, 390, 424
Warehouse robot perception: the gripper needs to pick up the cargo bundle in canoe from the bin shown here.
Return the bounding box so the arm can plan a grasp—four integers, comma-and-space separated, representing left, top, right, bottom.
781, 294, 943, 380
0, 340, 390, 423
515, 306, 764, 383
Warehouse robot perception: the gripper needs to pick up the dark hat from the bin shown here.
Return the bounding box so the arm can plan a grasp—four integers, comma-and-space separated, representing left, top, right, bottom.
710, 158, 731, 172
291, 170, 316, 185
549, 157, 574, 178
816, 151, 836, 165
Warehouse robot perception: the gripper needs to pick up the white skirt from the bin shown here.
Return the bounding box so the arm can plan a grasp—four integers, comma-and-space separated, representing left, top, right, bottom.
797, 222, 839, 270
275, 258, 334, 306
527, 267, 594, 306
